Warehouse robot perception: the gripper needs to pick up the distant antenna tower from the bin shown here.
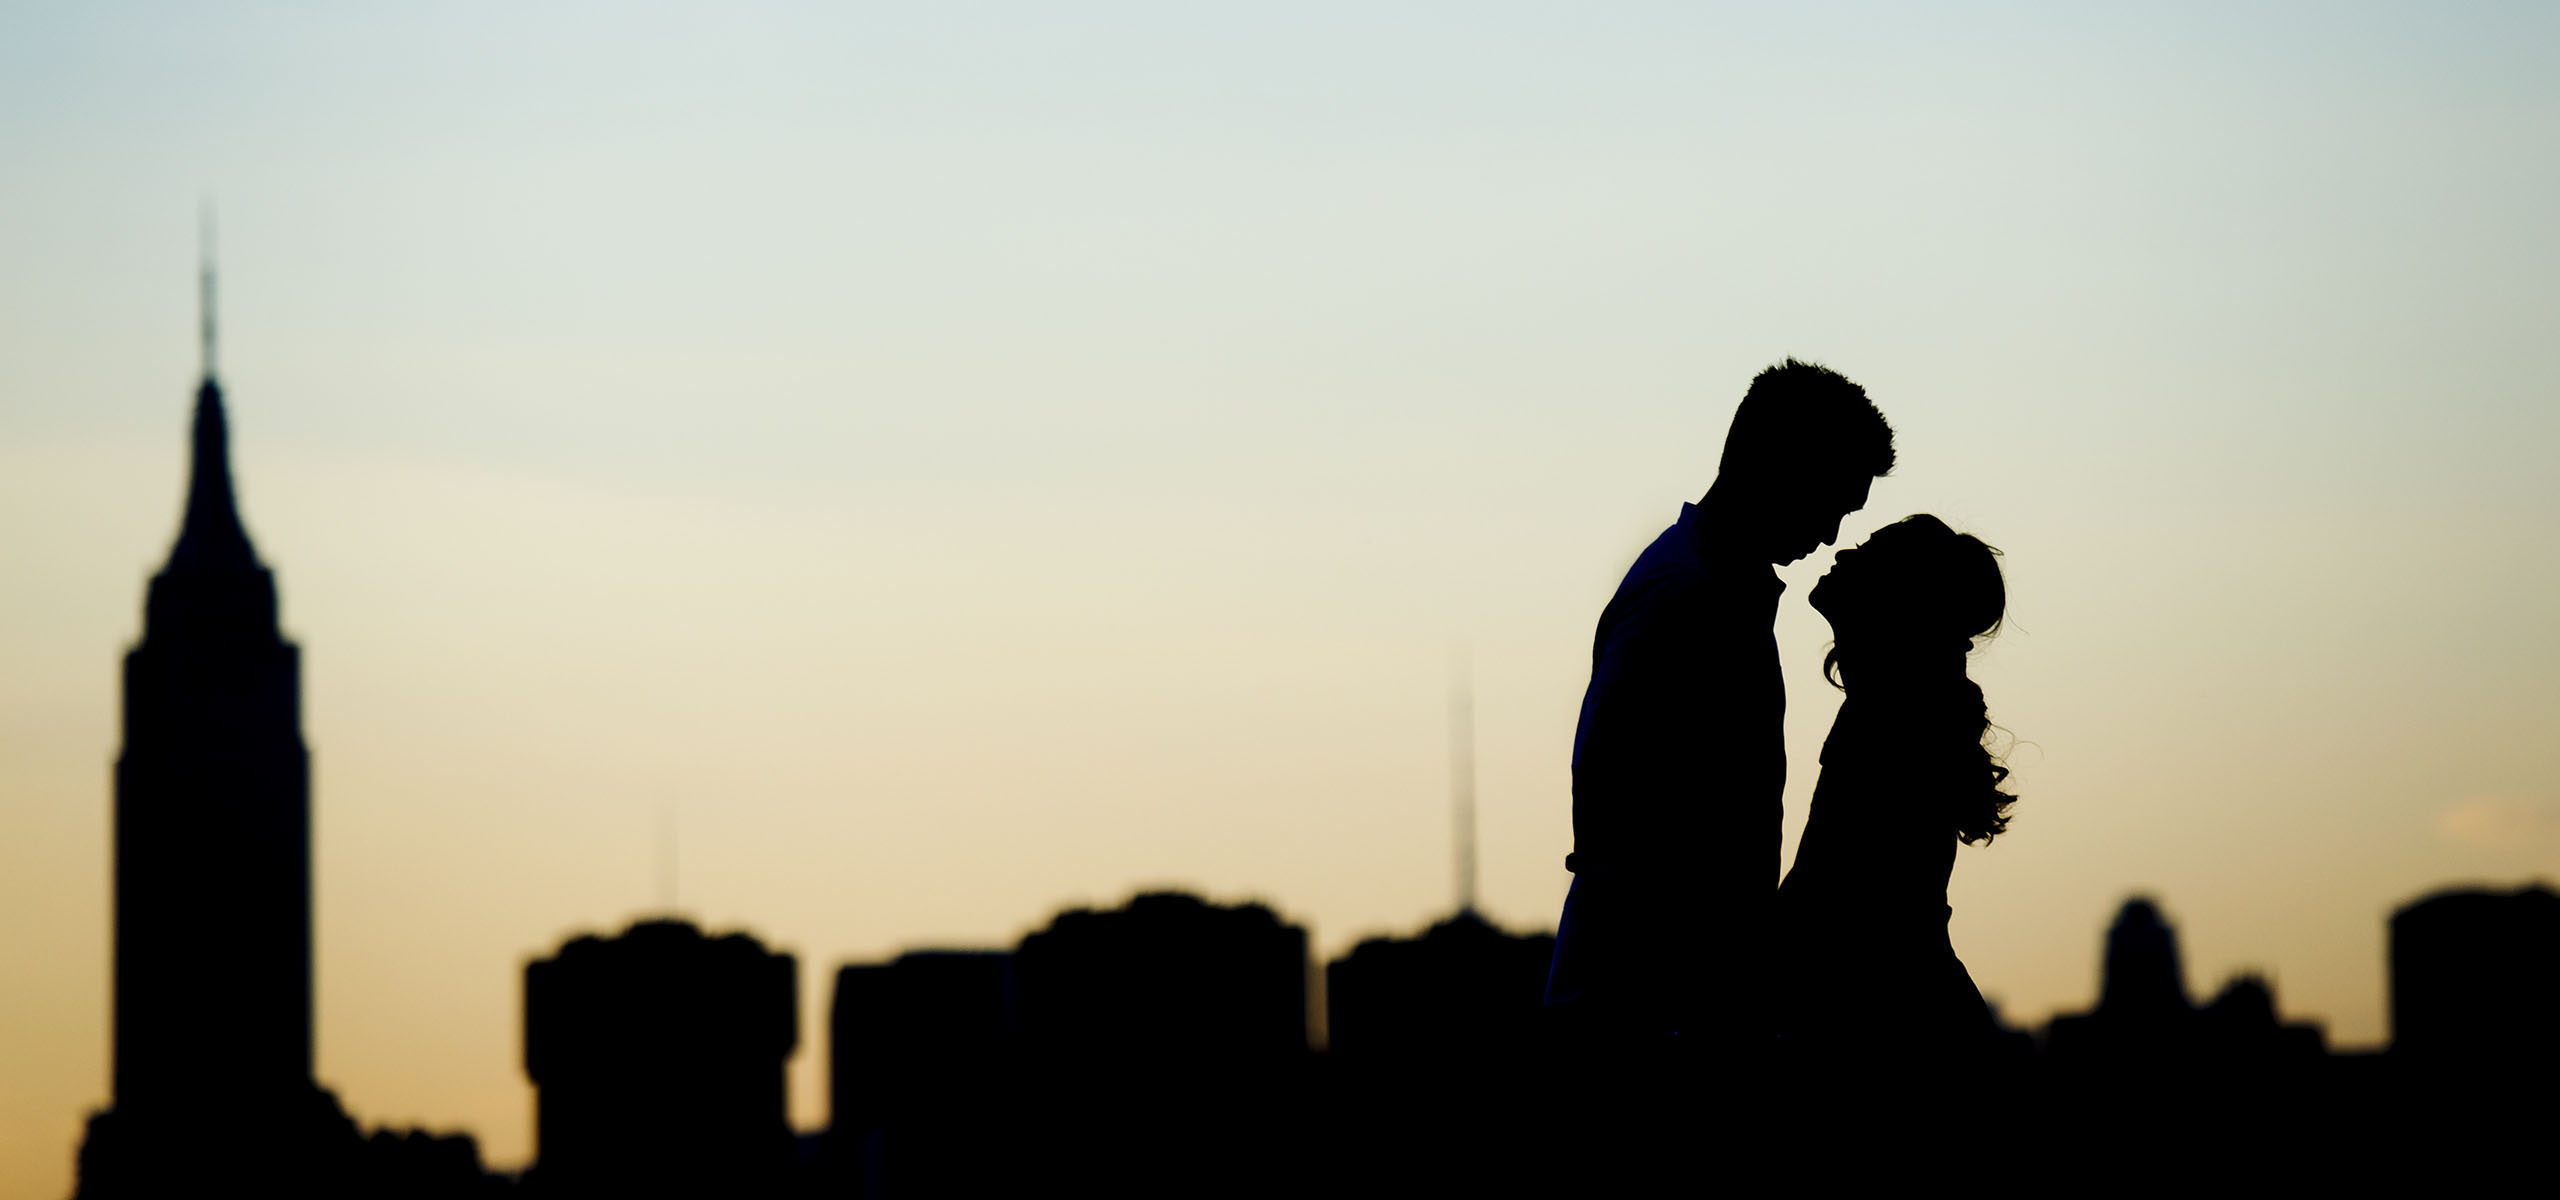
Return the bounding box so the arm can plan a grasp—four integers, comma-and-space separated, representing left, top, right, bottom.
198, 199, 217, 378
1450, 644, 1478, 917
657, 801, 679, 914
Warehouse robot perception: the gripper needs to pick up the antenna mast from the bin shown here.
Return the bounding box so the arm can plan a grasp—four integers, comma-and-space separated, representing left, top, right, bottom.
198, 200, 217, 378
1451, 644, 1478, 916
657, 801, 679, 914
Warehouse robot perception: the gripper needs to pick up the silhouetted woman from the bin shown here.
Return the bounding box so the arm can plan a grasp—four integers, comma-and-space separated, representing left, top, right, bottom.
1776, 514, 2014, 1077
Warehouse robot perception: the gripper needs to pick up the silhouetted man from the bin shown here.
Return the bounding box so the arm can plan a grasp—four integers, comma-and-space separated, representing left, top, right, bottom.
1545, 359, 1893, 1074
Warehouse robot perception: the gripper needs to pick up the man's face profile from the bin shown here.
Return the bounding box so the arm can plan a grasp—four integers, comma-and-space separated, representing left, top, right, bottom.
1766, 471, 1871, 565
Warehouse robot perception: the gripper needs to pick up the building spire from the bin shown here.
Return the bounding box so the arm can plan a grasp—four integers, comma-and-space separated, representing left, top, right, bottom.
167, 211, 257, 574
199, 199, 217, 380
658, 801, 681, 916
1451, 643, 1478, 917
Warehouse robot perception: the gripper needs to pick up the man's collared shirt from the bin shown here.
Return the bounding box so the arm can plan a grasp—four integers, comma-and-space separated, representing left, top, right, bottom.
1567, 501, 1787, 890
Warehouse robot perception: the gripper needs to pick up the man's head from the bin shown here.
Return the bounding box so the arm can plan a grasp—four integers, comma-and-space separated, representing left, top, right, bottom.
1712, 358, 1894, 564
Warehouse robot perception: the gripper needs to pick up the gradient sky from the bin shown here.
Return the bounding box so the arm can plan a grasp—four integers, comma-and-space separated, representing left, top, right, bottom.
5, 2, 2557, 1192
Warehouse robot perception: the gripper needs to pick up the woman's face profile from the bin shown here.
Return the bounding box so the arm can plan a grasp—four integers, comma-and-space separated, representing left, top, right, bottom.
1810, 525, 1913, 624
1812, 517, 1994, 643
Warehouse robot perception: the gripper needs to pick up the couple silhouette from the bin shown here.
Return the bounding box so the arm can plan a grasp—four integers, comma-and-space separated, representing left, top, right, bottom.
1545, 359, 2014, 1128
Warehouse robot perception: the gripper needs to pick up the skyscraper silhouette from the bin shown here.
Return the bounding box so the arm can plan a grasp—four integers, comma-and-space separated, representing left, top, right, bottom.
79, 250, 338, 1196
121, 226, 313, 1108
2095, 896, 2191, 1019
2390, 883, 2560, 1069
828, 950, 1023, 1196
1010, 892, 1316, 1195
1013, 891, 1314, 1064
523, 919, 800, 1198
2044, 896, 2198, 1074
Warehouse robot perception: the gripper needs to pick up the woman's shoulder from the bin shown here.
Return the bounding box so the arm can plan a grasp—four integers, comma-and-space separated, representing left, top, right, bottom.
1818, 693, 1918, 752
1818, 690, 1979, 779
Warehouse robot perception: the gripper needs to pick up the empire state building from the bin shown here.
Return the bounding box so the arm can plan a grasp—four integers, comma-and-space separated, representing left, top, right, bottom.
81, 255, 327, 1193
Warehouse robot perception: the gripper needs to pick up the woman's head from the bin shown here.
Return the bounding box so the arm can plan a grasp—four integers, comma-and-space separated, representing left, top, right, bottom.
1811, 513, 2006, 656
1813, 514, 2017, 844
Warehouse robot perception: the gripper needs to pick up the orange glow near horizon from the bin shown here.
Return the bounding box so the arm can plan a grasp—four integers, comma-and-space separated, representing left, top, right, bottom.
5, 3, 2558, 1194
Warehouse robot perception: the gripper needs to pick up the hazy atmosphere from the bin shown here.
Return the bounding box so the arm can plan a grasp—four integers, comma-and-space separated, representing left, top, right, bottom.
5, 2, 2556, 1192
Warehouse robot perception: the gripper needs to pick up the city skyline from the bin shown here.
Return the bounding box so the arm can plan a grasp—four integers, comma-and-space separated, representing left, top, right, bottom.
15, 353, 2546, 1182
6, 4, 2558, 1194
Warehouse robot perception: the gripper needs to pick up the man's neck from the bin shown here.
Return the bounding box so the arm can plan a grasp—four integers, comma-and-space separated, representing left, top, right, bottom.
1690, 482, 1771, 565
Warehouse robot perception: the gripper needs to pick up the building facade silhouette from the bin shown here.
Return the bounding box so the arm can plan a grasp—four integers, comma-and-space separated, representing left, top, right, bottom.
2028, 894, 2347, 1174
77, 267, 344, 1196
1013, 890, 1314, 1064
827, 950, 1023, 1197
817, 893, 1329, 1196
1325, 909, 1554, 1062
2194, 973, 2325, 1067
2390, 883, 2560, 1069
2043, 895, 2197, 1071
999, 892, 1324, 1194
832, 950, 1020, 1134
523, 919, 799, 1197
1321, 909, 1560, 1191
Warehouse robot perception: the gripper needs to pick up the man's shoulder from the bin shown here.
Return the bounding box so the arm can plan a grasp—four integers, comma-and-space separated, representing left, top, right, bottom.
1598, 538, 1700, 628
1617, 522, 1706, 588
1614, 524, 1767, 607
1596, 552, 1725, 651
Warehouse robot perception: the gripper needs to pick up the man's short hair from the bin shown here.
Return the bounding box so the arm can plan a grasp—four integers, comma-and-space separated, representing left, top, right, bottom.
1717, 358, 1895, 481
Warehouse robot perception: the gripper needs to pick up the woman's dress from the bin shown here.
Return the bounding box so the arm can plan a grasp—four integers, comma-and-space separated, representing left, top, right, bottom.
1775, 688, 1998, 1072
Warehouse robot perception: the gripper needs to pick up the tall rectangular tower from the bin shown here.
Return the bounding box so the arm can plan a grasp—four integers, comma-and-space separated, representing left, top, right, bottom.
112, 279, 311, 1118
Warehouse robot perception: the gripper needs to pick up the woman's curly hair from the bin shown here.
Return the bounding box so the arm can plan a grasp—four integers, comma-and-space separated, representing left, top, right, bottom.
1948, 677, 2015, 846
1822, 514, 2016, 845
